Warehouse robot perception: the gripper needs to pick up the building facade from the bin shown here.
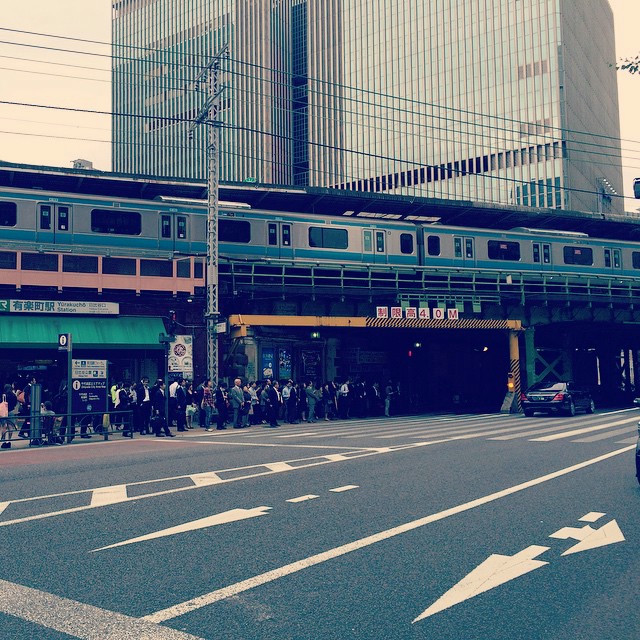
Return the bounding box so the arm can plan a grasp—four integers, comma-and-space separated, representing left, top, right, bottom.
112, 0, 623, 213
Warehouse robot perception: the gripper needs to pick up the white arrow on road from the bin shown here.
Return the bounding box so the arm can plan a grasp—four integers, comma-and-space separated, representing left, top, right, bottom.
413, 545, 550, 623
549, 520, 625, 556
91, 506, 272, 552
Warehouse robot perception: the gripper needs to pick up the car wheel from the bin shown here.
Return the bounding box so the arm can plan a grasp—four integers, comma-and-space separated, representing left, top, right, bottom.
523, 409, 534, 417
586, 399, 595, 414
566, 400, 576, 417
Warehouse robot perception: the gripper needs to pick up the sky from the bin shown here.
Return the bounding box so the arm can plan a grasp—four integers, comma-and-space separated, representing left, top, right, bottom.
0, 1, 639, 209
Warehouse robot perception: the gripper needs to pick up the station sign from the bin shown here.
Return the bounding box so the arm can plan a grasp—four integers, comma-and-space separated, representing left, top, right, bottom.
0, 300, 119, 315
71, 359, 108, 416
375, 306, 460, 320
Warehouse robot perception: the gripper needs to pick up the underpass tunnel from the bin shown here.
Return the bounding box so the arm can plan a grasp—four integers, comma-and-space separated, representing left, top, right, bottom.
525, 323, 640, 407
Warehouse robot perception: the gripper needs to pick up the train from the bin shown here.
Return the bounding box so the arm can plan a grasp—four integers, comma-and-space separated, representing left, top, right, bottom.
1, 184, 640, 279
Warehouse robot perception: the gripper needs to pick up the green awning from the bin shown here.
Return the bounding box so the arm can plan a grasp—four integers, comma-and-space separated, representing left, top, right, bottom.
0, 315, 166, 349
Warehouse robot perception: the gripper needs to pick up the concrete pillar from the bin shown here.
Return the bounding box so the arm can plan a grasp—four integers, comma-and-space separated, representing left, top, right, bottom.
325, 338, 338, 382
243, 332, 258, 382
509, 330, 522, 412
524, 327, 536, 389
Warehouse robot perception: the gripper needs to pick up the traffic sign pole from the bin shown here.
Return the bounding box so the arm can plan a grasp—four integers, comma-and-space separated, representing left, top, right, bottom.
59, 334, 73, 444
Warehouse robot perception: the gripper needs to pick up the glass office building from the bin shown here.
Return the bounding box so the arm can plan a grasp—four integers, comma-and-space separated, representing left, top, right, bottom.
112, 0, 623, 213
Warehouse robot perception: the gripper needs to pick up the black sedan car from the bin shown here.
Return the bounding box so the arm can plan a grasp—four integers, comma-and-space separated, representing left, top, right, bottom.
521, 382, 595, 417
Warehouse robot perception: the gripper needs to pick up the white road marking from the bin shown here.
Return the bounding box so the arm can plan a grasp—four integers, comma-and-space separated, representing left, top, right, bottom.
579, 512, 606, 522
190, 472, 224, 487
286, 495, 319, 503
615, 437, 637, 444
92, 506, 273, 552
572, 425, 637, 443
0, 501, 9, 516
264, 462, 295, 472
152, 439, 361, 450
329, 485, 359, 493
412, 545, 550, 623
324, 454, 348, 461
276, 432, 318, 438
143, 444, 634, 623
90, 484, 128, 508
0, 578, 205, 640
550, 520, 625, 555
531, 417, 638, 441
0, 441, 445, 528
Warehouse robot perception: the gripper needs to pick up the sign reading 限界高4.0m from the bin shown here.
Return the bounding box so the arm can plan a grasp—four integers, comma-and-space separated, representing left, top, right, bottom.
375, 306, 459, 320
0, 300, 119, 315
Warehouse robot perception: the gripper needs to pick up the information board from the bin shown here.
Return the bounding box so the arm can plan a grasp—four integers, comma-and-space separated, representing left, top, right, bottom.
71, 359, 108, 415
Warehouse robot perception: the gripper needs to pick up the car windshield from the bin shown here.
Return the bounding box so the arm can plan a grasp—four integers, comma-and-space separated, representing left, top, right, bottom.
528, 382, 566, 392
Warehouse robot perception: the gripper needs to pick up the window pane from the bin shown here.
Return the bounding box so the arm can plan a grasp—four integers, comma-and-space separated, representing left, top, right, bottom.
563, 246, 593, 266
161, 215, 171, 238
268, 223, 278, 246
177, 260, 190, 278
323, 228, 348, 249
632, 252, 640, 269
177, 217, 187, 239
427, 235, 441, 256
454, 237, 462, 257
63, 255, 98, 273
543, 244, 551, 264
400, 233, 414, 254
465, 238, 474, 258
363, 230, 372, 252
140, 259, 173, 277
21, 252, 58, 271
613, 250, 621, 268
219, 219, 251, 243
0, 201, 17, 227
194, 260, 204, 278
532, 244, 540, 263
58, 206, 70, 231
91, 209, 141, 235
604, 249, 611, 268
376, 231, 385, 253
40, 205, 52, 230
282, 225, 291, 246
102, 256, 136, 275
0, 251, 17, 269
488, 240, 520, 261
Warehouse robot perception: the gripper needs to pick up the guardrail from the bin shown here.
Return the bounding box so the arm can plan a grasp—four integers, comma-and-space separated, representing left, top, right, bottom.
219, 258, 640, 306
0, 410, 134, 448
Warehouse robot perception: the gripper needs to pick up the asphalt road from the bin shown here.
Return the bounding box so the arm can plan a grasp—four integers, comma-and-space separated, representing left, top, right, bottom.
0, 409, 638, 639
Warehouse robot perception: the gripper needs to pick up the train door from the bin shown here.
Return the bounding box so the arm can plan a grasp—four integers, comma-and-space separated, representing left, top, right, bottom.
532, 242, 552, 270
603, 247, 622, 272
267, 221, 293, 259
174, 215, 191, 253
362, 229, 388, 264
453, 235, 475, 265
159, 213, 174, 252
37, 203, 72, 244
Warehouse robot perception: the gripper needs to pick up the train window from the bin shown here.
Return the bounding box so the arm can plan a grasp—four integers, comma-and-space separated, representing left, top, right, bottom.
40, 205, 52, 230
613, 249, 621, 269
177, 216, 187, 239
488, 240, 521, 261
268, 223, 278, 246
363, 230, 373, 252
465, 238, 474, 259
309, 227, 348, 249
400, 233, 414, 254
427, 235, 441, 256
542, 244, 551, 264
58, 206, 70, 231
177, 260, 191, 278
282, 225, 291, 247
91, 209, 141, 235
533, 243, 541, 263
454, 237, 462, 258
0, 251, 17, 269
63, 255, 98, 273
21, 252, 58, 272
194, 260, 204, 278
219, 219, 251, 243
563, 246, 593, 266
0, 201, 17, 227
102, 256, 136, 275
140, 259, 173, 277
604, 249, 611, 268
632, 252, 640, 269
376, 231, 385, 253
161, 215, 171, 238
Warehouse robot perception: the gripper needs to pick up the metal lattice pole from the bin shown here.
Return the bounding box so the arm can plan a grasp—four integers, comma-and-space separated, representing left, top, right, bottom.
189, 45, 228, 387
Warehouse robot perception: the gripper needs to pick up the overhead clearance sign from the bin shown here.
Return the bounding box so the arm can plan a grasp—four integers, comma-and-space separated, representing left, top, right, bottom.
376, 306, 460, 320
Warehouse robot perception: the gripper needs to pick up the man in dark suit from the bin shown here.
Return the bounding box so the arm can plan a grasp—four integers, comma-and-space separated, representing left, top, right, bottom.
151, 381, 174, 437
134, 376, 152, 434
175, 379, 187, 432
266, 380, 281, 427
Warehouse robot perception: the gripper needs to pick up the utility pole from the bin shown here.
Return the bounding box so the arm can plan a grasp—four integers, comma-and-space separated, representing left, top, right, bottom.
189, 44, 228, 387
